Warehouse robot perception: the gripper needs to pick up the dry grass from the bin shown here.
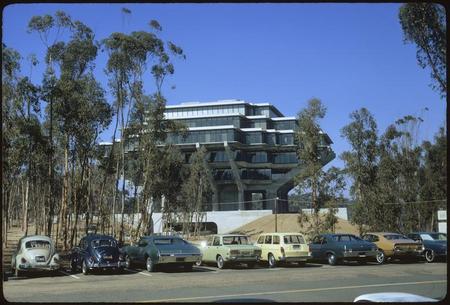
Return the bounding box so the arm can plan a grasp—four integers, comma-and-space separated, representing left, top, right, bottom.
229, 213, 360, 242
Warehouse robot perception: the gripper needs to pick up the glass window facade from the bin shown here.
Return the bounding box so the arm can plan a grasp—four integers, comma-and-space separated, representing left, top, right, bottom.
273, 120, 297, 130
208, 151, 229, 162
165, 104, 246, 119
272, 152, 298, 164
241, 169, 271, 180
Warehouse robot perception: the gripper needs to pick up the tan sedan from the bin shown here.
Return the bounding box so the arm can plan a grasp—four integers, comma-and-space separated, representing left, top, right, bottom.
361, 232, 424, 264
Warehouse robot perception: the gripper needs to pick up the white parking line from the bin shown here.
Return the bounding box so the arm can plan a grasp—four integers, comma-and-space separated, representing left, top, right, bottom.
59, 270, 80, 279
138, 271, 153, 277
140, 280, 446, 302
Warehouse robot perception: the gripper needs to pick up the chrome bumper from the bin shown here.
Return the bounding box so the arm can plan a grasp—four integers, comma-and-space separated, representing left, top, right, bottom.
392, 249, 424, 257
343, 250, 378, 258
226, 255, 260, 262
158, 255, 202, 264
90, 261, 126, 269
279, 255, 311, 262
18, 263, 60, 271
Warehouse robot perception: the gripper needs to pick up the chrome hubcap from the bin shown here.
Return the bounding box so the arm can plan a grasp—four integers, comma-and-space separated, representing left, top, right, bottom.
376, 251, 384, 263
217, 256, 223, 268
146, 258, 152, 271
426, 250, 434, 262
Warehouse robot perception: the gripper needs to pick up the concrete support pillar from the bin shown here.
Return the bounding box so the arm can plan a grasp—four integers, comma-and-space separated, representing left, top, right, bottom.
224, 141, 246, 210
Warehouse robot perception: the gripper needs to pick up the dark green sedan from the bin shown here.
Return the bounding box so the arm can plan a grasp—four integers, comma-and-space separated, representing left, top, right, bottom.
120, 235, 202, 272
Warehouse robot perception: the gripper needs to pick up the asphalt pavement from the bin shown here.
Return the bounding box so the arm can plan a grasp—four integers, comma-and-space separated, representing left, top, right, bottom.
2, 261, 447, 302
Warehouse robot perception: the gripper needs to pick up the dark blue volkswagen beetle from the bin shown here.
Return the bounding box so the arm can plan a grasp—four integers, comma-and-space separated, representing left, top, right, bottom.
309, 233, 378, 265
70, 234, 126, 275
407, 232, 447, 263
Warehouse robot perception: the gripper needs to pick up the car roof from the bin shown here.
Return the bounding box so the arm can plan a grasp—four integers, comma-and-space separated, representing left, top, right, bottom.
258, 232, 304, 236
366, 232, 401, 236
20, 235, 52, 243
82, 234, 116, 241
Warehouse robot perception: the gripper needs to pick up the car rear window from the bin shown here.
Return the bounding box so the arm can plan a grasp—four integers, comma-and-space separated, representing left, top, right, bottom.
333, 235, 362, 242
223, 236, 249, 245
25, 240, 50, 249
383, 234, 408, 240
154, 238, 187, 245
422, 233, 447, 241
91, 239, 116, 248
283, 235, 305, 244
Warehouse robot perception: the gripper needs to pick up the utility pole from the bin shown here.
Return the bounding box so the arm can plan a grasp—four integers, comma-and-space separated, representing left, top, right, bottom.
275, 197, 279, 233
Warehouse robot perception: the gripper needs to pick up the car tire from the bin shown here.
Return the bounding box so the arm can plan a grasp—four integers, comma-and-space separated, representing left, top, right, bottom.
146, 257, 155, 272
82, 260, 89, 275
327, 253, 337, 266
425, 250, 435, 263
247, 262, 256, 269
71, 260, 78, 273
195, 259, 202, 267
125, 255, 132, 269
268, 253, 276, 268
376, 250, 386, 264
216, 255, 226, 269
14, 266, 20, 278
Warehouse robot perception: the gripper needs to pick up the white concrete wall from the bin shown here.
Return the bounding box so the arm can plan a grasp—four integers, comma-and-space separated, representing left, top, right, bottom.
300, 208, 348, 221
108, 208, 347, 234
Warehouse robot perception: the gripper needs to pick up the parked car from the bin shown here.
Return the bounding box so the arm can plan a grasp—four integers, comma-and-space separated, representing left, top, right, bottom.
121, 235, 201, 272
11, 235, 60, 277
70, 234, 125, 275
407, 232, 447, 263
197, 234, 261, 269
309, 233, 377, 265
361, 232, 425, 264
255, 232, 310, 268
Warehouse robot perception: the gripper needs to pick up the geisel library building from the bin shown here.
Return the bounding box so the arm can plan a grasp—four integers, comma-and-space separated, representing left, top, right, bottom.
107, 99, 336, 233
163, 99, 335, 213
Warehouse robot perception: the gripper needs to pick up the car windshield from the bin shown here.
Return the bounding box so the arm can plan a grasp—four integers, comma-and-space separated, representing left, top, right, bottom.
222, 236, 249, 245
384, 234, 408, 240
25, 240, 51, 249
421, 233, 447, 241
91, 239, 116, 248
154, 238, 186, 245
283, 235, 305, 244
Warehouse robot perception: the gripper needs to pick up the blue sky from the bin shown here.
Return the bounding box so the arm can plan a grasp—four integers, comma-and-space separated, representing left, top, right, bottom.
3, 3, 446, 174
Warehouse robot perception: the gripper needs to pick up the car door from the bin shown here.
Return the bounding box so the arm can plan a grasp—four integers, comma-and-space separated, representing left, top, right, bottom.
136, 238, 148, 262
309, 235, 323, 259
256, 235, 266, 261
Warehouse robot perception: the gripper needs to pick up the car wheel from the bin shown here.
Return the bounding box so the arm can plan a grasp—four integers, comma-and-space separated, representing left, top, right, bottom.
268, 253, 276, 268
195, 259, 202, 266
146, 257, 155, 272
125, 255, 132, 269
425, 250, 435, 263
327, 253, 337, 266
71, 259, 78, 273
82, 260, 89, 275
216, 255, 225, 269
247, 262, 256, 269
376, 250, 386, 264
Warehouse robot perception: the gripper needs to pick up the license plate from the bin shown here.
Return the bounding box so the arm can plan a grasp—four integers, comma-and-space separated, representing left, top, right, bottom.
103, 255, 112, 260
35, 256, 45, 262
176, 257, 185, 262
358, 255, 366, 257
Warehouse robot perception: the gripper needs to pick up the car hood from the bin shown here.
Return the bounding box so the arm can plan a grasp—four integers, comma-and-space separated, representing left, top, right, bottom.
92, 246, 120, 260
24, 248, 53, 262
389, 239, 420, 245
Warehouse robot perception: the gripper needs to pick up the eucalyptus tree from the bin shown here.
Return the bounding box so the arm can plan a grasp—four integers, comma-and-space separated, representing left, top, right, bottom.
294, 98, 327, 231
399, 3, 446, 98
181, 146, 213, 237
27, 10, 73, 237
340, 108, 379, 234
103, 23, 185, 242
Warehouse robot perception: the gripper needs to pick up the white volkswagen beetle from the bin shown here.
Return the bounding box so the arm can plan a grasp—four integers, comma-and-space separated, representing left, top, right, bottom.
11, 235, 60, 277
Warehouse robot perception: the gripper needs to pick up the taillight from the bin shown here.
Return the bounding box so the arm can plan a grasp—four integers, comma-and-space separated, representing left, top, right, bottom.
281, 247, 285, 256
21, 257, 27, 264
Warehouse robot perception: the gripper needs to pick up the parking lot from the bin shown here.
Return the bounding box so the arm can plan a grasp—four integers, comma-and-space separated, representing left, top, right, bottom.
3, 260, 447, 302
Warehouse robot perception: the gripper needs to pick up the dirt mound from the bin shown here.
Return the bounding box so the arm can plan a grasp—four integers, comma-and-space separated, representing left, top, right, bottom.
229, 213, 359, 242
